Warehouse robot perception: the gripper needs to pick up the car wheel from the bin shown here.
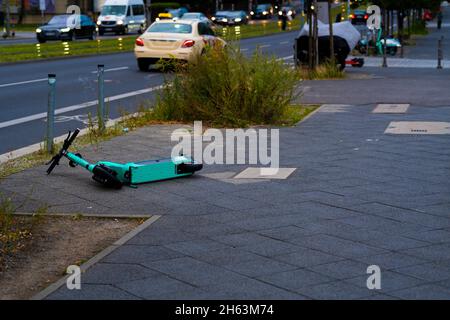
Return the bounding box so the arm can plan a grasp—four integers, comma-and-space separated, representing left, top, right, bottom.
122, 26, 129, 35
68, 31, 76, 41
137, 59, 150, 71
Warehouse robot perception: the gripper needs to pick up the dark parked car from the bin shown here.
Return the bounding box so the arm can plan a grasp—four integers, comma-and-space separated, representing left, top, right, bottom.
212, 10, 248, 26
251, 4, 273, 19
350, 10, 368, 25
36, 15, 96, 43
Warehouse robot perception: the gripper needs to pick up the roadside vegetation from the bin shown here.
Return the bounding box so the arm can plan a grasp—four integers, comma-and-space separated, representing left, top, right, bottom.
0, 19, 301, 64
152, 45, 303, 127
298, 60, 346, 80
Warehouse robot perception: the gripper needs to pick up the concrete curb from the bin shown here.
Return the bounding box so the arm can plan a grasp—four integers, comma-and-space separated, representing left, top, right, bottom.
13, 212, 153, 218
31, 214, 161, 300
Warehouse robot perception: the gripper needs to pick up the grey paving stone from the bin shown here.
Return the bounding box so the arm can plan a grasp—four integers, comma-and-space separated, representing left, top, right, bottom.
165, 239, 232, 256
221, 256, 298, 277
47, 284, 140, 300
257, 268, 336, 293
126, 228, 205, 246
240, 238, 301, 257
116, 275, 200, 299
272, 248, 345, 268
389, 284, 450, 299
306, 259, 369, 280
344, 271, 426, 293
193, 247, 267, 266
143, 256, 251, 287
401, 244, 450, 263
394, 263, 450, 282
354, 252, 428, 270
358, 234, 429, 251
295, 281, 376, 300
402, 229, 450, 244
81, 263, 159, 285
202, 278, 308, 299
289, 234, 386, 259
211, 232, 274, 247
257, 225, 317, 241
102, 245, 185, 264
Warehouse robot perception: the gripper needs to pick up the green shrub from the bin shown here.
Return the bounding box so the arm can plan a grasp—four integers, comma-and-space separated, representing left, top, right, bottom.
153, 45, 301, 127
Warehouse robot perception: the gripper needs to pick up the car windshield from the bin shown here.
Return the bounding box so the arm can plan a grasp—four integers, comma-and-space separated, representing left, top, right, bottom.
256, 5, 269, 11
48, 15, 70, 25
182, 13, 201, 19
215, 11, 228, 16
101, 5, 126, 16
228, 12, 243, 17
147, 23, 192, 34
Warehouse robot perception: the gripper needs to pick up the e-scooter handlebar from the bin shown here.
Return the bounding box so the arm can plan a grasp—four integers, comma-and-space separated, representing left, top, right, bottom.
46, 129, 80, 175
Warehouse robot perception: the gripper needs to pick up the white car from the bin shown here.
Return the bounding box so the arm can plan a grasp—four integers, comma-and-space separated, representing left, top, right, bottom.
97, 0, 146, 35
134, 19, 225, 71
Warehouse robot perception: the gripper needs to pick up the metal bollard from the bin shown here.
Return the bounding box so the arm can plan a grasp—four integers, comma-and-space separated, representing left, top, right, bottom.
437, 36, 444, 70
97, 64, 105, 132
46, 74, 56, 153
382, 40, 388, 68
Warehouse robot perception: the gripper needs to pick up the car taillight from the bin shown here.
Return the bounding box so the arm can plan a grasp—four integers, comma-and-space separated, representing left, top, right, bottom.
364, 14, 369, 20
135, 38, 144, 46
182, 40, 195, 48
350, 14, 355, 19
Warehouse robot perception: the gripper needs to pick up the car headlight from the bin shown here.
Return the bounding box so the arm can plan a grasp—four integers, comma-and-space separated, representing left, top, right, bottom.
288, 10, 293, 15
96, 20, 101, 25
279, 11, 282, 15
117, 20, 124, 25
60, 27, 71, 32
155, 17, 160, 21
250, 11, 254, 15
235, 18, 242, 22
211, 17, 216, 21
36, 28, 42, 33
263, 11, 268, 15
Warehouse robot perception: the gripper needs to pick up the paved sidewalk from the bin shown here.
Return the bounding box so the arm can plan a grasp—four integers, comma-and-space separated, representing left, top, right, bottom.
3, 99, 450, 299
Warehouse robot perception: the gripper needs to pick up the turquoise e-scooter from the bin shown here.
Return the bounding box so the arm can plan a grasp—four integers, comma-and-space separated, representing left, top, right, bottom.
46, 129, 203, 189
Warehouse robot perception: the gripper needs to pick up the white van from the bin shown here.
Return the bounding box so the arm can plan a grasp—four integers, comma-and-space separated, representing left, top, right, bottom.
97, 0, 147, 35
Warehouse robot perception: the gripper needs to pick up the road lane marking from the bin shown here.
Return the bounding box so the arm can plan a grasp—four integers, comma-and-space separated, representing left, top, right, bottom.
0, 78, 48, 88
259, 44, 271, 48
0, 67, 130, 88
277, 55, 293, 61
280, 41, 289, 44
0, 84, 164, 129
90, 66, 129, 74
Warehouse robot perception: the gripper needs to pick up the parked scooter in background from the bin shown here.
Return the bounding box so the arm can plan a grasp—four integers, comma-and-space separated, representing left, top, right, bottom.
356, 28, 402, 56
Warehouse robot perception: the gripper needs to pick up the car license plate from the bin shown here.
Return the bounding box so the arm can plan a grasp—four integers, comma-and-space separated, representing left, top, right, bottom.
46, 31, 55, 35
105, 28, 112, 31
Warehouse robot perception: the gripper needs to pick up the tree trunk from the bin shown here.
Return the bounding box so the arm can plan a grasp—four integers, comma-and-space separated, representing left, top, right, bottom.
328, 0, 334, 63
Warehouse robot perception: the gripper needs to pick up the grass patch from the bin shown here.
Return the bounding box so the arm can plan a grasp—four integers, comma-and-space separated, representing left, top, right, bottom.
0, 195, 47, 270
0, 19, 302, 64
299, 61, 346, 80
152, 45, 301, 127
411, 20, 429, 35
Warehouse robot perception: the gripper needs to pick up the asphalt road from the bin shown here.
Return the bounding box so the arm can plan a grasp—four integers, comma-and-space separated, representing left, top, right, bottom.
0, 30, 297, 154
